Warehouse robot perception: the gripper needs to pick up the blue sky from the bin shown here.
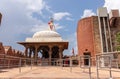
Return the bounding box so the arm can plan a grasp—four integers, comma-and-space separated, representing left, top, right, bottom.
0, 0, 119, 55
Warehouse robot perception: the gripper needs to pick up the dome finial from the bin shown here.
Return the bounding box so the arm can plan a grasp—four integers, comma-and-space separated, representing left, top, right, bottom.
48, 17, 55, 31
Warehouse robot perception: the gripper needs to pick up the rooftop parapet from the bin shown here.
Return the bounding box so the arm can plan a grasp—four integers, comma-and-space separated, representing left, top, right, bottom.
109, 10, 119, 19
97, 7, 108, 17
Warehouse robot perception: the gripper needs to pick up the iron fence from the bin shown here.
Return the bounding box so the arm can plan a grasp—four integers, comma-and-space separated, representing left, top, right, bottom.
0, 54, 35, 73
96, 52, 120, 79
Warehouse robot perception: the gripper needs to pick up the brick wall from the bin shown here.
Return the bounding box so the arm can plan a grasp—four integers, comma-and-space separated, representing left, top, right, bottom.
77, 16, 101, 58
77, 17, 95, 57
0, 42, 5, 54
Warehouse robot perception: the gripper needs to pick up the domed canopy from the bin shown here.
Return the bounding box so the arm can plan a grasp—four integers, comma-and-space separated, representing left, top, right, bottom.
33, 30, 61, 38
25, 30, 63, 42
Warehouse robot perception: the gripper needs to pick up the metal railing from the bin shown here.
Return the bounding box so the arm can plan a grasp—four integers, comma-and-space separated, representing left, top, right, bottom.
56, 56, 93, 79
0, 54, 35, 73
96, 52, 120, 79
0, 52, 120, 79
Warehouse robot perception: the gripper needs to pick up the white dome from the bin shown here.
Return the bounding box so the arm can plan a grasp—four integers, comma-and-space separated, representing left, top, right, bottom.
33, 30, 61, 38
25, 30, 63, 42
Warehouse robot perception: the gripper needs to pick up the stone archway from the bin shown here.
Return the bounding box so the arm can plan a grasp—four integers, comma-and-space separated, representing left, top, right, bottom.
52, 46, 59, 58
39, 46, 49, 59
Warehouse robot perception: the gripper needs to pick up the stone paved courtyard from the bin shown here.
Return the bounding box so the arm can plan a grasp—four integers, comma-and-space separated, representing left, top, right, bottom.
0, 66, 120, 79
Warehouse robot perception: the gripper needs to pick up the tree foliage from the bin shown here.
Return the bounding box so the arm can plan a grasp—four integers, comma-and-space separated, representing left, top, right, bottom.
116, 32, 120, 51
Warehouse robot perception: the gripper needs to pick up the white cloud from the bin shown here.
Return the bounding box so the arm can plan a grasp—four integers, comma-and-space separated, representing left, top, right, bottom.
0, 0, 48, 34
0, 0, 74, 54
81, 9, 96, 18
30, 22, 65, 32
0, 0, 49, 51
53, 12, 71, 21
104, 0, 120, 12
17, 0, 46, 14
54, 23, 64, 30
66, 17, 74, 21
30, 23, 49, 32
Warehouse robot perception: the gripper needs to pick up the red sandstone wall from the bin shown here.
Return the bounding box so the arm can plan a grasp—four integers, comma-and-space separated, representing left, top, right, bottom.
77, 17, 95, 57
0, 42, 5, 54
0, 42, 5, 65
4, 46, 13, 55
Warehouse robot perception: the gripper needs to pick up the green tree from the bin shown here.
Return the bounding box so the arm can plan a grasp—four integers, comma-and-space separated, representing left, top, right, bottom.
116, 32, 120, 51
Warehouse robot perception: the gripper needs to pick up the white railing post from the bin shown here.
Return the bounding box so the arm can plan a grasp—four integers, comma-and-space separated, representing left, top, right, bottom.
96, 55, 99, 79
31, 58, 32, 70
19, 58, 21, 73
89, 56, 91, 79
109, 56, 112, 79
70, 57, 72, 72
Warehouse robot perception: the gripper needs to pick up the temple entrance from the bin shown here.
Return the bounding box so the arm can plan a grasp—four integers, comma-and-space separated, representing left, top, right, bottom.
84, 53, 91, 66
39, 46, 49, 59
51, 46, 59, 65
52, 46, 59, 58
38, 46, 60, 66
39, 46, 49, 66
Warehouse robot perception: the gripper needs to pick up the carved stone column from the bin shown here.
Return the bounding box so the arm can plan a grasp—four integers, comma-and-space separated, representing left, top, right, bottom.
24, 47, 28, 58
29, 48, 32, 58
59, 45, 63, 59
34, 45, 38, 64
59, 45, 63, 66
49, 45, 52, 65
